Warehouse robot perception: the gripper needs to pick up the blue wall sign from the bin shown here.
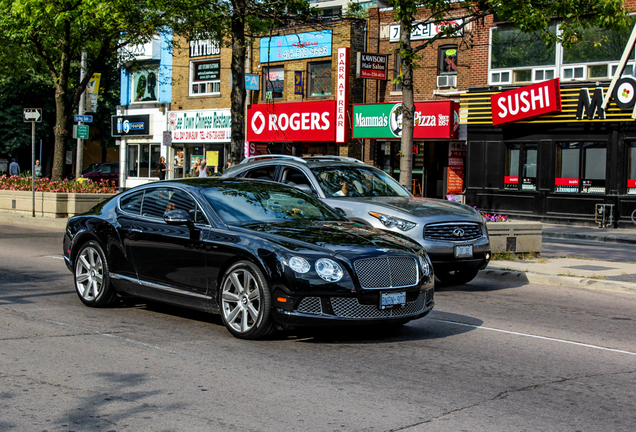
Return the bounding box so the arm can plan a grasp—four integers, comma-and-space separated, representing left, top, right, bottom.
260, 30, 332, 63
294, 71, 303, 95
245, 74, 260, 90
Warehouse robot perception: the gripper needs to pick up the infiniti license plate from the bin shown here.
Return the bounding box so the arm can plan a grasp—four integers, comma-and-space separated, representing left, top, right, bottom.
454, 245, 473, 258
380, 291, 406, 309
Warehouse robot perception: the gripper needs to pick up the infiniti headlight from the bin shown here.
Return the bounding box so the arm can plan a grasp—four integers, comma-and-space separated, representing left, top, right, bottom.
315, 258, 344, 282
369, 211, 416, 231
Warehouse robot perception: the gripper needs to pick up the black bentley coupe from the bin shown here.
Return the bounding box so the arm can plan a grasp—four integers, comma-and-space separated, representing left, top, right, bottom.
63, 178, 435, 339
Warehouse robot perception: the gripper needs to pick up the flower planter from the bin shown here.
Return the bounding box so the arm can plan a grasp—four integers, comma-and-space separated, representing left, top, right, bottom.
0, 190, 116, 218
487, 221, 543, 254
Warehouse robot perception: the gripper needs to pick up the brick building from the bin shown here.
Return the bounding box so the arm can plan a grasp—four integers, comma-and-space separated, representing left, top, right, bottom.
165, 19, 366, 179
360, 6, 478, 199
461, 4, 636, 226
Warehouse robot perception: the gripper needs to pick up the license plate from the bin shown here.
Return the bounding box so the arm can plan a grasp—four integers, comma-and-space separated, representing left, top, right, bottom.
380, 291, 406, 309
454, 245, 473, 258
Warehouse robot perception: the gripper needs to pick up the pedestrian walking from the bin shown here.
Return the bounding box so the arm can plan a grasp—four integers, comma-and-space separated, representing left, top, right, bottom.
9, 158, 20, 176
34, 159, 43, 178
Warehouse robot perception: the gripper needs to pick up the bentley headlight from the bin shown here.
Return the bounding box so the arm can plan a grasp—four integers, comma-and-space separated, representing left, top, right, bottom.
369, 211, 416, 231
418, 251, 431, 276
315, 258, 344, 282
288, 256, 311, 274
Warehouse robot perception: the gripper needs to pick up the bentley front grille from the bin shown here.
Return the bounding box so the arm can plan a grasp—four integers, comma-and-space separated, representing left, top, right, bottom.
353, 256, 418, 289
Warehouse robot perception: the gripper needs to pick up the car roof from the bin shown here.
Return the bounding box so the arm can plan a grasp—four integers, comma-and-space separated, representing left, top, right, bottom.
229, 155, 371, 171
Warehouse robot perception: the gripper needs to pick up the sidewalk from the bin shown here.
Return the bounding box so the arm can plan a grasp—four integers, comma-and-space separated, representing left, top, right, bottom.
1, 210, 635, 295
478, 222, 636, 295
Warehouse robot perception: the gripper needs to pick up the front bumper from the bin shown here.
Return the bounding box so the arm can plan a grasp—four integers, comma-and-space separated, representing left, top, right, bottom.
271, 288, 434, 326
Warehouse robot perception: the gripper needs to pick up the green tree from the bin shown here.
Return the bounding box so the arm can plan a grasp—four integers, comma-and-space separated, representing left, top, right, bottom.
156, 0, 322, 165
0, 0, 171, 180
389, 0, 630, 190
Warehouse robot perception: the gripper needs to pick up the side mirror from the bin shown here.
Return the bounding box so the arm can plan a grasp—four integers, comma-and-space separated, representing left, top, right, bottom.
294, 184, 316, 196
334, 207, 347, 218
164, 209, 192, 225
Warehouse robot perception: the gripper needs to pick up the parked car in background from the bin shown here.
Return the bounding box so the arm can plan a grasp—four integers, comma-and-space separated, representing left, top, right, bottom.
63, 178, 435, 339
81, 162, 119, 186
224, 155, 491, 285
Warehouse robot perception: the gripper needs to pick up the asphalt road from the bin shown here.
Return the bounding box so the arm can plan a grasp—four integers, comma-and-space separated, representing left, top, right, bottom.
1, 224, 635, 431
542, 236, 636, 262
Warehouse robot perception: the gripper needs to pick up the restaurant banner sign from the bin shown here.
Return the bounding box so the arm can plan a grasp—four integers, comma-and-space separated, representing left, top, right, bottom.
247, 101, 336, 142
260, 30, 332, 63
167, 109, 232, 143
491, 78, 561, 126
352, 101, 459, 139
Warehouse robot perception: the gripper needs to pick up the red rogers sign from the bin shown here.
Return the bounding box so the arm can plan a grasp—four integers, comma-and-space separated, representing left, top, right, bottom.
247, 101, 336, 142
491, 78, 561, 126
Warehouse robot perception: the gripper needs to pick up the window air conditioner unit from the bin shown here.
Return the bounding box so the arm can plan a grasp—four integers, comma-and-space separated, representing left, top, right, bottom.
437, 75, 457, 88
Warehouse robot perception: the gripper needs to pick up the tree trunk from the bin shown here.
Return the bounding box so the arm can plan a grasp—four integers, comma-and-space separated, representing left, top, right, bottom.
230, 0, 247, 165
51, 84, 71, 181
399, 19, 414, 191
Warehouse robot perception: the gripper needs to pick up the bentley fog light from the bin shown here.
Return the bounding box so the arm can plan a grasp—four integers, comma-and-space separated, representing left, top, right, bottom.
315, 258, 344, 282
369, 211, 416, 231
288, 256, 311, 274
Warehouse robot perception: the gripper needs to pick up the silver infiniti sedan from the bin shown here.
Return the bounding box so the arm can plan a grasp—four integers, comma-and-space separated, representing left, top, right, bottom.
224, 155, 491, 285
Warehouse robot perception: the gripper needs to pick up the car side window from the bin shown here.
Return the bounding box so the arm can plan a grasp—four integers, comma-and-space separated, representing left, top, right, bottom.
119, 191, 144, 215
243, 165, 277, 181
140, 187, 172, 218
166, 189, 209, 224
280, 168, 308, 186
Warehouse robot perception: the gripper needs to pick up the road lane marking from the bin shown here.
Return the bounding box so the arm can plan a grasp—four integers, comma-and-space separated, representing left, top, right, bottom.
431, 318, 636, 356
46, 255, 64, 260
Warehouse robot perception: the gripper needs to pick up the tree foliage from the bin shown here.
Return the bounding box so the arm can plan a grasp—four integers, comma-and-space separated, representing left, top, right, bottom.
0, 0, 172, 180
388, 0, 630, 189
154, 0, 323, 165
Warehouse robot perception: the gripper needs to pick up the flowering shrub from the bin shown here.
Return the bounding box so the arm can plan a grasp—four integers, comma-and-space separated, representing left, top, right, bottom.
0, 175, 118, 194
474, 206, 508, 222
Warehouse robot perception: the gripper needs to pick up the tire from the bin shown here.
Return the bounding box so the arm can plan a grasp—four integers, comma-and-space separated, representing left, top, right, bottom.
436, 268, 480, 286
74, 241, 118, 307
219, 261, 274, 340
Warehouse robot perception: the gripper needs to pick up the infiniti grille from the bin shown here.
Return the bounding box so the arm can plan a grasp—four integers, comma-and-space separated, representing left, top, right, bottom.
424, 222, 482, 242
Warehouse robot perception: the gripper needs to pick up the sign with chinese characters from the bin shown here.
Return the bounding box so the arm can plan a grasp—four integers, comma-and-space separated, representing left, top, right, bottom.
491, 78, 562, 126
111, 114, 151, 137
190, 39, 221, 57
389, 19, 463, 42
336, 47, 349, 143
167, 109, 231, 143
357, 53, 388, 80
352, 101, 459, 139
447, 142, 466, 194
247, 101, 336, 142
260, 30, 332, 63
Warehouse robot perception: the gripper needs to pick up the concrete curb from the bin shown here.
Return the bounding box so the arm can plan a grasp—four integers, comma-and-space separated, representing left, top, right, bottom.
0, 213, 68, 230
543, 231, 636, 245
477, 269, 636, 295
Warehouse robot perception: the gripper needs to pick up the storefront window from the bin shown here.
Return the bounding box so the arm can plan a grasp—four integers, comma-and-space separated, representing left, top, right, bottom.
191, 60, 220, 95
629, 142, 636, 194
555, 142, 606, 193
127, 143, 161, 178
562, 21, 635, 64
504, 143, 537, 191
263, 66, 284, 100
132, 65, 159, 102
308, 62, 332, 96
439, 46, 458, 74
